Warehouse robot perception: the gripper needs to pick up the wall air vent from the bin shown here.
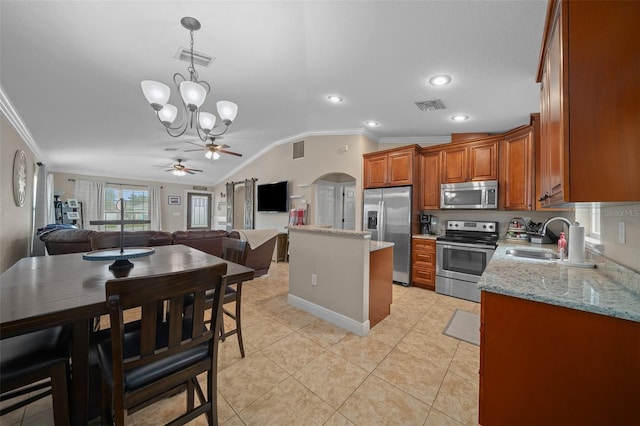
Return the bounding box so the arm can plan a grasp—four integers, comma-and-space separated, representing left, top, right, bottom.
415, 99, 446, 111
174, 48, 215, 67
293, 140, 304, 160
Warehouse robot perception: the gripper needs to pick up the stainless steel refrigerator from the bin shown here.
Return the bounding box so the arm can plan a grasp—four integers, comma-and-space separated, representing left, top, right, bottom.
363, 186, 412, 285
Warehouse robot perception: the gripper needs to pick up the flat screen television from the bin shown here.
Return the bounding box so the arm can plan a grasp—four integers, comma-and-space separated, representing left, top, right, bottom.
257, 181, 288, 212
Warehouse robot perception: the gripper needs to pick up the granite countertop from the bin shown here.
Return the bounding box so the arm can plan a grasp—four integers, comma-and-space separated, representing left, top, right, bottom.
479, 242, 640, 323
412, 234, 439, 240
370, 241, 394, 252
287, 225, 371, 238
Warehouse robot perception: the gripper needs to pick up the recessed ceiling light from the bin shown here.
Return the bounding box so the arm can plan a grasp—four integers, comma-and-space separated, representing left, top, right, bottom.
451, 114, 469, 122
429, 74, 452, 86
327, 95, 343, 103
365, 120, 379, 127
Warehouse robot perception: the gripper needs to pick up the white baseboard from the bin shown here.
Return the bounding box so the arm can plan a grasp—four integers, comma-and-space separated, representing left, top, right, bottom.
287, 294, 370, 336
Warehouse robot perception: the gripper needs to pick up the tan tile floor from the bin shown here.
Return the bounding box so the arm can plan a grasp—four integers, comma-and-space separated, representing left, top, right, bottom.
3, 262, 481, 426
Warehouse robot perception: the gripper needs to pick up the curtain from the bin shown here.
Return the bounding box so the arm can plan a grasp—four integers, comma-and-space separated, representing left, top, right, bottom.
46, 173, 55, 225
225, 182, 234, 232
244, 178, 255, 230
149, 185, 162, 230
75, 179, 105, 231
30, 163, 48, 256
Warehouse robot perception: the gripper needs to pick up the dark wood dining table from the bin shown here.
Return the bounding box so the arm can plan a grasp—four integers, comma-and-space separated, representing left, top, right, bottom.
0, 244, 255, 425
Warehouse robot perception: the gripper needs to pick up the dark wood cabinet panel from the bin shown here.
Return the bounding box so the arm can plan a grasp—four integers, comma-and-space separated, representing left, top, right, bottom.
420, 150, 440, 210
480, 291, 640, 425
468, 141, 498, 182
501, 127, 533, 210
536, 0, 640, 204
411, 238, 435, 290
363, 147, 417, 189
440, 140, 498, 184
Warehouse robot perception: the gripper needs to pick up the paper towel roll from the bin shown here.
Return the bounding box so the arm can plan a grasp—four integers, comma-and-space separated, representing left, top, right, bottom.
568, 224, 585, 264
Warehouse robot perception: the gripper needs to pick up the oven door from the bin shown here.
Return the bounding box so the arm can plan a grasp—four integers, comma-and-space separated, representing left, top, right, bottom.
436, 242, 495, 282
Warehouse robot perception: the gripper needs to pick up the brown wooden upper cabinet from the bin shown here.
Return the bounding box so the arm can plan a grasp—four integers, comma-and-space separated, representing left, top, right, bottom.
420, 149, 441, 210
500, 126, 534, 210
536, 0, 640, 205
363, 146, 417, 188
440, 139, 498, 184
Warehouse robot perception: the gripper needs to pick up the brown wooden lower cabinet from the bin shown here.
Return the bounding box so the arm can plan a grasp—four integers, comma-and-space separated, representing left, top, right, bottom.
369, 246, 393, 327
479, 291, 640, 425
411, 238, 436, 290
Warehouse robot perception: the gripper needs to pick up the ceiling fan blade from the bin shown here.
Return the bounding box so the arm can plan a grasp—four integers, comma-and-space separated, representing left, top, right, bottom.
219, 144, 230, 149
218, 149, 243, 157
183, 148, 204, 152
164, 169, 174, 172
187, 168, 204, 172
186, 170, 196, 175
185, 141, 205, 148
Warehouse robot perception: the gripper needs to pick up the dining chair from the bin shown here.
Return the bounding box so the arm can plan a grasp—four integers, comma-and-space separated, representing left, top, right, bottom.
216, 237, 249, 358
0, 326, 72, 425
95, 262, 228, 425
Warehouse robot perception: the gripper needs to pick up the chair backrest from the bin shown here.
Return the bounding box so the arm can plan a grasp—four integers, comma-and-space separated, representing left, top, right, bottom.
221, 237, 248, 265
104, 263, 228, 395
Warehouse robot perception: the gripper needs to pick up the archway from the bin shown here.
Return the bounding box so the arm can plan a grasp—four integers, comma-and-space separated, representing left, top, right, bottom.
313, 172, 356, 230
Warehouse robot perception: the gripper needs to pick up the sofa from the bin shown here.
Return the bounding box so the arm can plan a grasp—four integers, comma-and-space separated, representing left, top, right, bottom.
39, 228, 278, 277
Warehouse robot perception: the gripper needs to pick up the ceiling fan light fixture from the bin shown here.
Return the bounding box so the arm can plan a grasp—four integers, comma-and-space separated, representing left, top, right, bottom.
141, 80, 170, 110
172, 169, 186, 177
206, 150, 221, 160
198, 112, 217, 132
142, 17, 238, 141
429, 74, 452, 86
158, 104, 178, 125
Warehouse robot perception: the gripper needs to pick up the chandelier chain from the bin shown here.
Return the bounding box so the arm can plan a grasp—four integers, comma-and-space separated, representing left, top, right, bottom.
188, 29, 197, 81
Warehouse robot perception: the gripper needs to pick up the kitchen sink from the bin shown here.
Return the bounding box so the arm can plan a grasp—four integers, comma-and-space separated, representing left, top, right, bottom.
505, 248, 560, 260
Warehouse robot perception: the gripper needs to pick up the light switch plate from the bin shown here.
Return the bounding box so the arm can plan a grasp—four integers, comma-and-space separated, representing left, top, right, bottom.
618, 221, 626, 244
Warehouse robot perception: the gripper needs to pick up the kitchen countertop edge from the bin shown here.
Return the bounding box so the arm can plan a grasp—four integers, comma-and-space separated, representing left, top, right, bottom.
479, 242, 640, 323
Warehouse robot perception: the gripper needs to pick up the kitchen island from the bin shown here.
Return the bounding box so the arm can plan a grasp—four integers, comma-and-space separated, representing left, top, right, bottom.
287, 226, 394, 335
478, 242, 640, 425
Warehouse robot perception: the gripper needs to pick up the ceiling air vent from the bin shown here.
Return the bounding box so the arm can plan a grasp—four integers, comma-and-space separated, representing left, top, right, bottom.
174, 48, 215, 67
415, 99, 446, 111
293, 140, 304, 160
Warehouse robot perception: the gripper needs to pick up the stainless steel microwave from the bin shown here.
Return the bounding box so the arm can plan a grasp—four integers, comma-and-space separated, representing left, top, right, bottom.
440, 180, 498, 209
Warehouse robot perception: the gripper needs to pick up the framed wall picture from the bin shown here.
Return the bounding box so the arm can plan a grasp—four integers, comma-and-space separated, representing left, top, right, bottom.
67, 198, 79, 208
66, 211, 80, 220
168, 196, 181, 205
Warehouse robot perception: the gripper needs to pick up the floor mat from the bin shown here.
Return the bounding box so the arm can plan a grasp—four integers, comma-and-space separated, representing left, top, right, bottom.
443, 309, 480, 346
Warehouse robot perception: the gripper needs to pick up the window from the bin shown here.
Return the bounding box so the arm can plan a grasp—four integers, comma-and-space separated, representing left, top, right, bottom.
187, 192, 211, 229
104, 185, 149, 231
590, 206, 601, 239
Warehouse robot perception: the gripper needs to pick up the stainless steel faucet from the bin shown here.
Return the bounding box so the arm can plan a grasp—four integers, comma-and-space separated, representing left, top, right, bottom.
539, 216, 574, 236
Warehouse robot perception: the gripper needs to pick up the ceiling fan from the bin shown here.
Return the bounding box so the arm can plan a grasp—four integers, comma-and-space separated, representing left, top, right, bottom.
165, 159, 203, 176
184, 136, 243, 160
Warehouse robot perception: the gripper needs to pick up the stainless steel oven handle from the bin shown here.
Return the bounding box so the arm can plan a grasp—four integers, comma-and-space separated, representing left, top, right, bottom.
437, 242, 496, 251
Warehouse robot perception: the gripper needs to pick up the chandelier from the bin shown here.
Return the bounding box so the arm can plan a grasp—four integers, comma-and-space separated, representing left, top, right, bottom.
141, 17, 238, 141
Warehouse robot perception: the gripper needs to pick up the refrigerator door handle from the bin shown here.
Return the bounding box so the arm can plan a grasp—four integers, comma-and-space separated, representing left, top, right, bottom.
379, 200, 385, 241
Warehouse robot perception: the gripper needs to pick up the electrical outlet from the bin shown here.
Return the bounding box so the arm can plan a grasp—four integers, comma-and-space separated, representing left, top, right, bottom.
618, 221, 626, 244
311, 273, 317, 286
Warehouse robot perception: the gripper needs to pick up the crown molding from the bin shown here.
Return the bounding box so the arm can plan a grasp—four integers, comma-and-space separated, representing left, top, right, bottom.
0, 85, 46, 161
378, 135, 451, 145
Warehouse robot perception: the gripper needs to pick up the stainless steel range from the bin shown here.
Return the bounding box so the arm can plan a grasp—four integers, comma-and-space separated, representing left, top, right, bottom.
436, 220, 499, 302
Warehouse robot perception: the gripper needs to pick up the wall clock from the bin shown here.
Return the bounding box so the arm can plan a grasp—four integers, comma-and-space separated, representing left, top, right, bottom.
13, 150, 27, 207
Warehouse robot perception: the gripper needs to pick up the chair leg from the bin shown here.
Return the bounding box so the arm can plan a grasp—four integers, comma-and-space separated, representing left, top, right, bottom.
187, 377, 194, 411
101, 379, 111, 426
235, 290, 245, 358
50, 361, 70, 426
219, 315, 226, 342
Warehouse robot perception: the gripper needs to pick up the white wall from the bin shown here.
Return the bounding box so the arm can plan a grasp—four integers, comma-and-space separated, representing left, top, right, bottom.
213, 134, 378, 232
1, 116, 37, 273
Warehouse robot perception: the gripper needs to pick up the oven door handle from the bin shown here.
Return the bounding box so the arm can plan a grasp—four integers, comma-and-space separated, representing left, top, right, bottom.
438, 243, 494, 253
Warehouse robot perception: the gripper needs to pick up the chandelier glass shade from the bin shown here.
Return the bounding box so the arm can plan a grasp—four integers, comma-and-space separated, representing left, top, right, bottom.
141, 17, 238, 141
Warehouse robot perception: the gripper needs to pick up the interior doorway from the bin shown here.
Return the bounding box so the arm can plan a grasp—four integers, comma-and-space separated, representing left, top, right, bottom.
186, 192, 212, 230
315, 173, 356, 230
